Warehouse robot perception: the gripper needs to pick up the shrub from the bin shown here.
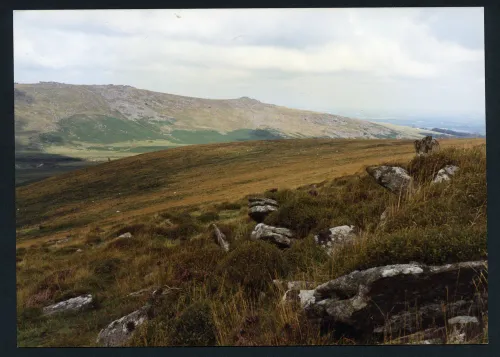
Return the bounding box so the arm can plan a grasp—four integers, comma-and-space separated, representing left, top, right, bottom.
198, 211, 220, 223
328, 225, 487, 279
112, 224, 147, 237
91, 257, 122, 283
217, 240, 288, 297
84, 234, 102, 246
406, 149, 460, 183
170, 301, 217, 346
170, 245, 226, 283
105, 237, 142, 250
283, 237, 329, 274
217, 202, 242, 210
265, 192, 334, 237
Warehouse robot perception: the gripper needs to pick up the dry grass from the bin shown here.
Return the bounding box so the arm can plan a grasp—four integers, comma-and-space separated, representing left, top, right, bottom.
16, 138, 482, 247
16, 138, 487, 347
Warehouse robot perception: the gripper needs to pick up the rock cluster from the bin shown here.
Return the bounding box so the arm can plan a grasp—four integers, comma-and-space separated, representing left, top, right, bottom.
248, 197, 279, 222
301, 260, 487, 342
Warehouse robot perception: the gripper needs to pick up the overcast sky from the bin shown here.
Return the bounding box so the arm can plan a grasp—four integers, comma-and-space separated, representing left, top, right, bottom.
14, 8, 485, 120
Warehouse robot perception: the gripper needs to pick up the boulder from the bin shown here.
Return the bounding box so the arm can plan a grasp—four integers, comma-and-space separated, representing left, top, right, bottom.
211, 224, 229, 252
42, 294, 94, 316
250, 223, 294, 248
414, 136, 440, 156
98, 287, 171, 346
314, 225, 357, 255
96, 307, 149, 347
432, 165, 459, 184
303, 261, 487, 342
366, 166, 413, 195
248, 198, 279, 222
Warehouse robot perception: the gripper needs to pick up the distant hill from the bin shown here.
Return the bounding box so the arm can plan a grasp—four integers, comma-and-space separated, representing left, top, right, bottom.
429, 127, 485, 138
15, 82, 447, 161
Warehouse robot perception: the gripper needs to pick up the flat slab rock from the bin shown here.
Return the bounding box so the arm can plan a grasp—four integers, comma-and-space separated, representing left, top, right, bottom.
211, 224, 229, 252
314, 225, 357, 255
303, 260, 488, 340
248, 198, 279, 222
366, 166, 413, 194
42, 294, 94, 316
251, 223, 294, 248
432, 165, 459, 184
96, 307, 149, 347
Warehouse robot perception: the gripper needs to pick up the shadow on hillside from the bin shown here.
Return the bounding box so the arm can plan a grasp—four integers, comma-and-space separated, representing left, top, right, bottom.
15, 151, 96, 187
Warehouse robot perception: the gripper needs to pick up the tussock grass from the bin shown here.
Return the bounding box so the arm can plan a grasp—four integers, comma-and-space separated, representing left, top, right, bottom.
16, 142, 487, 346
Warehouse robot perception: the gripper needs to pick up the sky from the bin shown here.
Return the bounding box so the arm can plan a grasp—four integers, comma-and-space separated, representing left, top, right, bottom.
13, 8, 485, 121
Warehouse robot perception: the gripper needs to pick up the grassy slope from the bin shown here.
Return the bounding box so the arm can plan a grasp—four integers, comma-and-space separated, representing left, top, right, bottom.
16, 138, 483, 245
16, 138, 487, 347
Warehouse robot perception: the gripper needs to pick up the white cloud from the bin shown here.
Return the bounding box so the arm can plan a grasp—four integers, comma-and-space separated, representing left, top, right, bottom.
13, 8, 485, 118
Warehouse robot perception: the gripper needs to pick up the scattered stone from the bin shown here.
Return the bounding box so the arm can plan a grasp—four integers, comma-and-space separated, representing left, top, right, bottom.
366, 165, 414, 195
414, 136, 440, 156
211, 224, 230, 252
250, 223, 294, 248
248, 197, 279, 222
308, 184, 319, 197
42, 294, 94, 316
447, 316, 482, 343
304, 260, 487, 342
432, 165, 460, 184
76, 249, 83, 253
373, 300, 484, 339
96, 307, 149, 347
55, 237, 71, 245
273, 280, 318, 291
118, 232, 133, 239
314, 225, 357, 255
379, 208, 390, 227
128, 288, 150, 297
389, 327, 446, 344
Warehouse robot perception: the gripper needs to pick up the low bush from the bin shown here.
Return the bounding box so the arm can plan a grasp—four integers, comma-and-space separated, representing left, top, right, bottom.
170, 301, 217, 346
217, 240, 288, 297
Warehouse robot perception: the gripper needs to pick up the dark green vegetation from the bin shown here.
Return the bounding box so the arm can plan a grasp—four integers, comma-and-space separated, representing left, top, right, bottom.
15, 152, 97, 186
16, 144, 487, 346
42, 115, 173, 144
169, 129, 285, 145
39, 117, 287, 147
